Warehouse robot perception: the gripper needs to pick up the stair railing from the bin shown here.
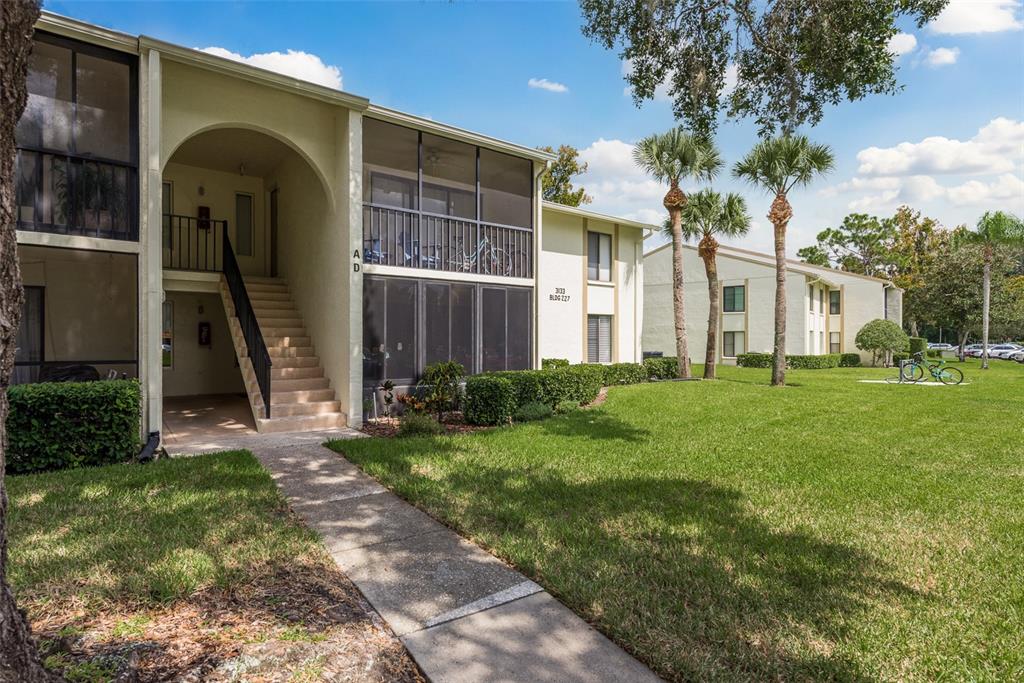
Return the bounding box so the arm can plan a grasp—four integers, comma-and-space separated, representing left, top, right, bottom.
221, 222, 272, 418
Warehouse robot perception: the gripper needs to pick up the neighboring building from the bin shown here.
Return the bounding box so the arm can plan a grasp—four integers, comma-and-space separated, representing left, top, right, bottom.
642, 242, 902, 364
13, 13, 652, 438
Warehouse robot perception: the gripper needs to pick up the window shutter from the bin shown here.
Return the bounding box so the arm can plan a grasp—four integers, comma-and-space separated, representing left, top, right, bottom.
587, 316, 599, 363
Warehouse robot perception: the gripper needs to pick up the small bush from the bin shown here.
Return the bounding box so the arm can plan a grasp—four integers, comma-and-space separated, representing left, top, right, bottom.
856, 319, 909, 367
926, 349, 941, 358
839, 353, 862, 367
8, 379, 141, 474
541, 358, 569, 369
601, 362, 648, 386
397, 412, 444, 437
736, 353, 773, 368
492, 369, 547, 407
909, 337, 927, 357
643, 356, 678, 379
555, 399, 581, 414
464, 375, 516, 426
892, 352, 910, 364
419, 361, 465, 420
553, 364, 604, 406
787, 354, 840, 369
513, 401, 553, 422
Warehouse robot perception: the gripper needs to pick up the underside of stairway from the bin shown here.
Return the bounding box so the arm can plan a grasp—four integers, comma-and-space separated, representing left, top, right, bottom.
218, 276, 347, 433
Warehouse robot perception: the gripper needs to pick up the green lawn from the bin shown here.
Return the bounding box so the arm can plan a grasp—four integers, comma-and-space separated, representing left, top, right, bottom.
330, 360, 1024, 682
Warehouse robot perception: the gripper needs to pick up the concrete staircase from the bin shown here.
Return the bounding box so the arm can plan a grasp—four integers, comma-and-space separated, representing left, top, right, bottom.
219, 276, 346, 433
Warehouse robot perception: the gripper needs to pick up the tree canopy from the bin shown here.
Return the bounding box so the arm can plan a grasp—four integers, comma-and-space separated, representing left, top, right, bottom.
538, 144, 593, 207
580, 0, 948, 136
855, 319, 909, 367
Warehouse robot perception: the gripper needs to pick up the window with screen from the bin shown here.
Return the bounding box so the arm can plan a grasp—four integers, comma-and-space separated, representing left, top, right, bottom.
723, 285, 745, 313
587, 232, 611, 282
723, 331, 744, 358
587, 315, 612, 363
830, 331, 841, 353
830, 290, 841, 315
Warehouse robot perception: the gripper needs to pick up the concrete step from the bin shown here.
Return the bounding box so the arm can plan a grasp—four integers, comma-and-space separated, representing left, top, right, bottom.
245, 282, 290, 294
270, 376, 330, 392
271, 355, 320, 368
264, 335, 312, 348
253, 301, 297, 313
262, 400, 342, 417
269, 388, 336, 404
244, 276, 287, 285
247, 291, 291, 302
258, 316, 304, 328
267, 345, 317, 358
261, 326, 307, 337
271, 366, 324, 380
257, 412, 346, 434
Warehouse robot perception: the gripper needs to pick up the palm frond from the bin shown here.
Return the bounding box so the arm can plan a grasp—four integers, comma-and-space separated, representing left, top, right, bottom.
732, 135, 834, 195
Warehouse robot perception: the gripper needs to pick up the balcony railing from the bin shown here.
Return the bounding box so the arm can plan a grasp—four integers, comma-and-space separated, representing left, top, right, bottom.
162, 213, 224, 272
363, 204, 532, 279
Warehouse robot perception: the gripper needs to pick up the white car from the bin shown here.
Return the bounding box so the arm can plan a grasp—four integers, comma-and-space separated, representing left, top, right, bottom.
1010, 349, 1024, 363
989, 344, 1023, 359
962, 344, 985, 357
928, 343, 953, 351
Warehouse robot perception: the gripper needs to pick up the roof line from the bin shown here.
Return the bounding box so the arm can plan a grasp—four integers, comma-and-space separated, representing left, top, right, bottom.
541, 201, 655, 230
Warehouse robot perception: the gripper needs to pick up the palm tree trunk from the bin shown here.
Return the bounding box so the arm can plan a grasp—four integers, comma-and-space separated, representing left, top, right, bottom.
981, 248, 991, 370
768, 193, 793, 386
1, 3, 61, 681
702, 252, 718, 380
670, 208, 691, 378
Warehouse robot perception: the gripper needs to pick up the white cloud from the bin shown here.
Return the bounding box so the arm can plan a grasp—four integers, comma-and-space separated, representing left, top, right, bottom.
930, 0, 1023, 34
528, 77, 568, 93
836, 173, 1024, 213
819, 176, 902, 197
887, 32, 918, 56
946, 173, 1024, 205
723, 63, 739, 93
856, 117, 1024, 176
925, 46, 960, 66
199, 46, 342, 89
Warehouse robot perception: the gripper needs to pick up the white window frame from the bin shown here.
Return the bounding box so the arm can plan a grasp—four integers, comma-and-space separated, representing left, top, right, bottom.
723, 331, 744, 358
587, 231, 612, 282
587, 314, 613, 363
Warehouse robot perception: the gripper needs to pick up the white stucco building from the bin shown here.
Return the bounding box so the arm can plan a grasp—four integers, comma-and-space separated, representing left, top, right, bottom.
13, 12, 652, 439
642, 242, 902, 364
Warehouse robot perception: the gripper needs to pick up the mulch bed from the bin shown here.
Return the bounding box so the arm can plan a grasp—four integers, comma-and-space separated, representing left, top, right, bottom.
31, 562, 424, 682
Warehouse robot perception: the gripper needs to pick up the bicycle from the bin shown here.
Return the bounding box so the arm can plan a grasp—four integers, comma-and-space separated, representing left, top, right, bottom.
892, 352, 964, 385
449, 234, 526, 277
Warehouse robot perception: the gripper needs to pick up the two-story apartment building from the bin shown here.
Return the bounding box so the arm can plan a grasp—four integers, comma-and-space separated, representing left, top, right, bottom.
13, 12, 651, 439
642, 242, 902, 363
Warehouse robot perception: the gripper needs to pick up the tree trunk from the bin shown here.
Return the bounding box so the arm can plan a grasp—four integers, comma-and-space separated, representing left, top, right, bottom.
958, 328, 969, 363
981, 248, 991, 370
909, 319, 918, 337
700, 245, 718, 380
670, 206, 691, 378
1, 3, 58, 682
768, 192, 793, 386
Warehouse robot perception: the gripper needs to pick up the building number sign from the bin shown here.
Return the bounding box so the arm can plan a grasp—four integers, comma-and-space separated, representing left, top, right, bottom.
549, 287, 570, 302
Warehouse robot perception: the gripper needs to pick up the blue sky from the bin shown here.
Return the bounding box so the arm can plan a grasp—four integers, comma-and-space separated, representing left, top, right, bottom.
45, 0, 1024, 255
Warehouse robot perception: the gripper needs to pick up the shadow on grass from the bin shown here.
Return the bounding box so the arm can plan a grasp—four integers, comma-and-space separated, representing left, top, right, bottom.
338, 439, 917, 681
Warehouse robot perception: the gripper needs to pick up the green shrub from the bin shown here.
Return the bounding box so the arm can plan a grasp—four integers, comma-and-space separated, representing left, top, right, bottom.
554, 364, 604, 405
736, 352, 773, 368
464, 375, 515, 426
541, 358, 570, 370
8, 379, 141, 474
926, 349, 941, 358
892, 352, 910, 364
491, 369, 546, 407
554, 399, 581, 414
643, 356, 678, 379
909, 336, 927, 357
419, 361, 465, 420
397, 412, 444, 437
839, 353, 862, 367
787, 354, 840, 369
601, 362, 648, 386
855, 319, 909, 367
513, 401, 553, 422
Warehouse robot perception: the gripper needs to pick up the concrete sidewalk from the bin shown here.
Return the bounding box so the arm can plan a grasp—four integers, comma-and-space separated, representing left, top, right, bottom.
249, 441, 661, 682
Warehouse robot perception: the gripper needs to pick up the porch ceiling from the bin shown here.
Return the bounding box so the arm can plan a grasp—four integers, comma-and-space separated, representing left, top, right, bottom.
170, 128, 293, 178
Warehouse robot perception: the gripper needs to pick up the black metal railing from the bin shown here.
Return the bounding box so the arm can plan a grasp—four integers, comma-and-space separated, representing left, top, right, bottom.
363, 204, 532, 278
222, 223, 272, 419
162, 213, 225, 272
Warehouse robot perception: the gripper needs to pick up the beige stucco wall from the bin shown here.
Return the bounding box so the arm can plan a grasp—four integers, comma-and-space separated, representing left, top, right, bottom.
17, 245, 138, 375
537, 207, 644, 364
162, 291, 244, 396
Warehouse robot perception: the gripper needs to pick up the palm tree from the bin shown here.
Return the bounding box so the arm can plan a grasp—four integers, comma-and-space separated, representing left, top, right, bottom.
634, 128, 722, 378
963, 211, 1024, 369
733, 136, 834, 386
668, 190, 751, 380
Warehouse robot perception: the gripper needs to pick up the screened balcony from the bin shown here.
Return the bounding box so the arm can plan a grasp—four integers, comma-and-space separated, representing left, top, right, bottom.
362, 118, 534, 279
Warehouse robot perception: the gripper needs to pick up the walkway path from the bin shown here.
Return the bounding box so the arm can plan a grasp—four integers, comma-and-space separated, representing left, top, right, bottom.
241, 438, 661, 682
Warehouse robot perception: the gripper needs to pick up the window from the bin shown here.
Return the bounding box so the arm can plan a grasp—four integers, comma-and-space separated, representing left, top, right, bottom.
723, 331, 744, 358
480, 148, 532, 228
15, 33, 137, 240
818, 287, 825, 313
422, 133, 476, 220
161, 300, 173, 369
13, 287, 44, 385
235, 193, 253, 256
820, 331, 824, 353
587, 232, 611, 281
723, 285, 745, 313
829, 289, 841, 315
830, 331, 841, 354
587, 315, 612, 363
809, 331, 815, 353
809, 285, 815, 312
363, 118, 418, 209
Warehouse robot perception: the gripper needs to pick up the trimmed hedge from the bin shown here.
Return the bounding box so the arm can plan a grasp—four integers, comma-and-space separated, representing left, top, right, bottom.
909, 336, 927, 357
643, 356, 679, 379
839, 353, 862, 367
464, 375, 515, 425
787, 354, 840, 369
601, 362, 649, 386
736, 352, 773, 368
926, 349, 941, 358
8, 379, 141, 474
541, 358, 569, 369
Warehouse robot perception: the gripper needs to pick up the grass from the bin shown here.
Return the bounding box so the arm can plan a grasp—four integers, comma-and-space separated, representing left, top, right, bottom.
329, 359, 1024, 682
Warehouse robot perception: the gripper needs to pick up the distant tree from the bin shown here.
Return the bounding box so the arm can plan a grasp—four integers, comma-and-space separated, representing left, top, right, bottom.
959, 211, 1024, 368
634, 128, 722, 378
538, 145, 592, 207
733, 136, 833, 386
0, 2, 61, 681
855, 319, 909, 367
580, 0, 948, 137
670, 190, 751, 379
797, 213, 897, 276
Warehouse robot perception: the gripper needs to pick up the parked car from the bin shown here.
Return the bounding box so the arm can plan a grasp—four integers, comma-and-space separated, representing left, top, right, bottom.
962, 344, 985, 357
989, 344, 1023, 359
928, 343, 954, 350
1010, 349, 1024, 363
